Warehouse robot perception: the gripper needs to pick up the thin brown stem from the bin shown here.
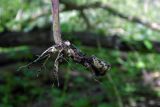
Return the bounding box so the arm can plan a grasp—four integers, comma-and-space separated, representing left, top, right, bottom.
51, 0, 62, 44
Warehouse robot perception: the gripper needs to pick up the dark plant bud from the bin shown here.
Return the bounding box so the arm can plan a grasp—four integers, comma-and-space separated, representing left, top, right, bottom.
91, 55, 111, 76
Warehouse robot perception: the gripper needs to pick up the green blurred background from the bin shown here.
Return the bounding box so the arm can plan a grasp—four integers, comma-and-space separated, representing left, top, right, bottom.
0, 0, 160, 107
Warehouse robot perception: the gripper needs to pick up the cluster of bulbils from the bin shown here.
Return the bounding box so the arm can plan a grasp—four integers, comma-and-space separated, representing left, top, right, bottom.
51, 41, 111, 76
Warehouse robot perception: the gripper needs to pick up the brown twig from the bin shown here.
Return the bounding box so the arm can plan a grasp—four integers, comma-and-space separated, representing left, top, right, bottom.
79, 10, 92, 29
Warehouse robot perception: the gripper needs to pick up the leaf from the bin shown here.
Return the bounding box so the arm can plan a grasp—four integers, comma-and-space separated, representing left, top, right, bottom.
144, 40, 153, 50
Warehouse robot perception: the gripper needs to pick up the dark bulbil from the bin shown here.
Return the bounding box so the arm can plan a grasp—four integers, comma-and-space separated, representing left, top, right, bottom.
62, 41, 111, 76
91, 56, 111, 76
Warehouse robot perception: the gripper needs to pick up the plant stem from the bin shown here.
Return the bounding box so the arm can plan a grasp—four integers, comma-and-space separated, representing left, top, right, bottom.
51, 0, 62, 44
107, 74, 123, 107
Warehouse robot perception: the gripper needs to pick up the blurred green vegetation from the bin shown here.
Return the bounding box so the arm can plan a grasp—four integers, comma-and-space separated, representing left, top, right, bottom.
0, 0, 160, 107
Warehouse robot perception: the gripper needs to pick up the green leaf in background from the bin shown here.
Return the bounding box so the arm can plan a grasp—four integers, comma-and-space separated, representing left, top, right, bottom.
144, 40, 153, 50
